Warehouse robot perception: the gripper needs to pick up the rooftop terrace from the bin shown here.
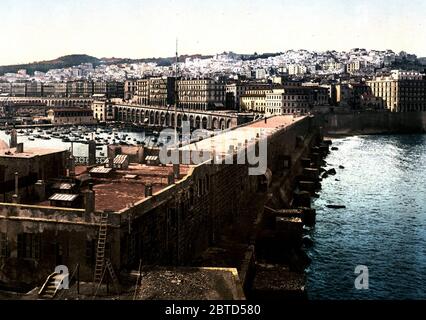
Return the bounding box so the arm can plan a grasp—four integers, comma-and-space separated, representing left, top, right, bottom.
77, 163, 191, 212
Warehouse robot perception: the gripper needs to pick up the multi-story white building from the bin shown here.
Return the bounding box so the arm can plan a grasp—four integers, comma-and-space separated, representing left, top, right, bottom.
265, 86, 330, 116
177, 78, 225, 111
265, 90, 284, 116
346, 61, 367, 74
288, 64, 308, 76
226, 82, 271, 111
367, 70, 426, 112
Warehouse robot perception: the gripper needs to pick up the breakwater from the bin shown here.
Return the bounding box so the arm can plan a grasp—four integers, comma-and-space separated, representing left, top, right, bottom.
324, 111, 426, 135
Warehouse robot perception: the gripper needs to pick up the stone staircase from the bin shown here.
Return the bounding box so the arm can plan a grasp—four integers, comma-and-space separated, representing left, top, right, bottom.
38, 273, 67, 299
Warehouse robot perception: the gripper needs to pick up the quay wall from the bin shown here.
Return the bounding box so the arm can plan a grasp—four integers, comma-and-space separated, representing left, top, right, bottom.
119, 116, 320, 269
0, 116, 321, 289
324, 111, 426, 135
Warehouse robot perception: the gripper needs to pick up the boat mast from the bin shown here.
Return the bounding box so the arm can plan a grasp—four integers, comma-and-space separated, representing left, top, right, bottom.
174, 38, 178, 148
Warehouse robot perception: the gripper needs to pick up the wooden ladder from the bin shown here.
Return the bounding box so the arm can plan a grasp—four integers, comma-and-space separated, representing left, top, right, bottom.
105, 259, 120, 295
94, 212, 108, 285
93, 259, 120, 298
93, 213, 121, 298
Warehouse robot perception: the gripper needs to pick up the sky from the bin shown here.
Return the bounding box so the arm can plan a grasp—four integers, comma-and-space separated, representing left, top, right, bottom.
1, 0, 425, 65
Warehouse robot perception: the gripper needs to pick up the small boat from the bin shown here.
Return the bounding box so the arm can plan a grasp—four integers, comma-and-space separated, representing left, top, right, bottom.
326, 204, 346, 209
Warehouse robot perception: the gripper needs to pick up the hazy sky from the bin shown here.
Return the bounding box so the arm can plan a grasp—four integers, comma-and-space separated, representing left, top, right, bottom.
1, 0, 425, 65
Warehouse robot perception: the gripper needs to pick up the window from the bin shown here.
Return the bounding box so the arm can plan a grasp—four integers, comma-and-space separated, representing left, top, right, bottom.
0, 233, 9, 258
17, 233, 41, 259
85, 239, 96, 265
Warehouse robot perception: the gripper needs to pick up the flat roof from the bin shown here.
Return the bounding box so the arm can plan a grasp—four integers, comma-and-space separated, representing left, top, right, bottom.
180, 115, 305, 155
76, 163, 191, 212
0, 147, 67, 158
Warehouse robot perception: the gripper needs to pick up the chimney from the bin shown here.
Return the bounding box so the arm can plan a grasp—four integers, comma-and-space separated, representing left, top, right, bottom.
10, 129, 17, 148
12, 172, 19, 203
173, 164, 180, 180
145, 183, 153, 197
88, 140, 96, 166
84, 183, 95, 221
34, 180, 46, 201
16, 143, 24, 153
68, 154, 75, 178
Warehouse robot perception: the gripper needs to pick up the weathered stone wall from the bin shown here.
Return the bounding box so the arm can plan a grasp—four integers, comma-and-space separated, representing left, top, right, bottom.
118, 116, 317, 271
0, 204, 118, 288
0, 116, 319, 289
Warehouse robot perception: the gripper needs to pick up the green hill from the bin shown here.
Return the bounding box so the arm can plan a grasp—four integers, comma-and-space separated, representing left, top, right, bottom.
0, 54, 101, 76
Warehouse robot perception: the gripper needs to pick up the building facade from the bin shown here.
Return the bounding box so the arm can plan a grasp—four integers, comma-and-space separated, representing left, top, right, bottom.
92, 100, 115, 122
135, 77, 175, 107
226, 82, 271, 111
367, 70, 426, 112
177, 78, 225, 111
47, 108, 96, 125
124, 80, 138, 101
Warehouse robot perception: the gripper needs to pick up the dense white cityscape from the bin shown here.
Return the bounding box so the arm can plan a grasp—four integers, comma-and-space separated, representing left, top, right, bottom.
1, 0, 426, 305
1, 48, 424, 83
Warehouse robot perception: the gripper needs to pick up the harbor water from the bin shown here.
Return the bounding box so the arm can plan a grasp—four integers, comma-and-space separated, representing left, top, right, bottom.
306, 134, 426, 299
0, 126, 159, 157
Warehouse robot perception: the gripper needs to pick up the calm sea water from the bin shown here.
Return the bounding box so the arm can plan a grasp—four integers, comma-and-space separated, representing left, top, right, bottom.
0, 127, 151, 157
306, 134, 426, 300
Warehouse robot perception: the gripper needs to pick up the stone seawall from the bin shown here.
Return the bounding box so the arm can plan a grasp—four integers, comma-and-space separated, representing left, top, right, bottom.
324, 111, 426, 135
0, 115, 324, 292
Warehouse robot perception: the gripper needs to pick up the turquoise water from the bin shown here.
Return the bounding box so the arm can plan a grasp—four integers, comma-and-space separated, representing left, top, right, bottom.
306, 134, 426, 300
